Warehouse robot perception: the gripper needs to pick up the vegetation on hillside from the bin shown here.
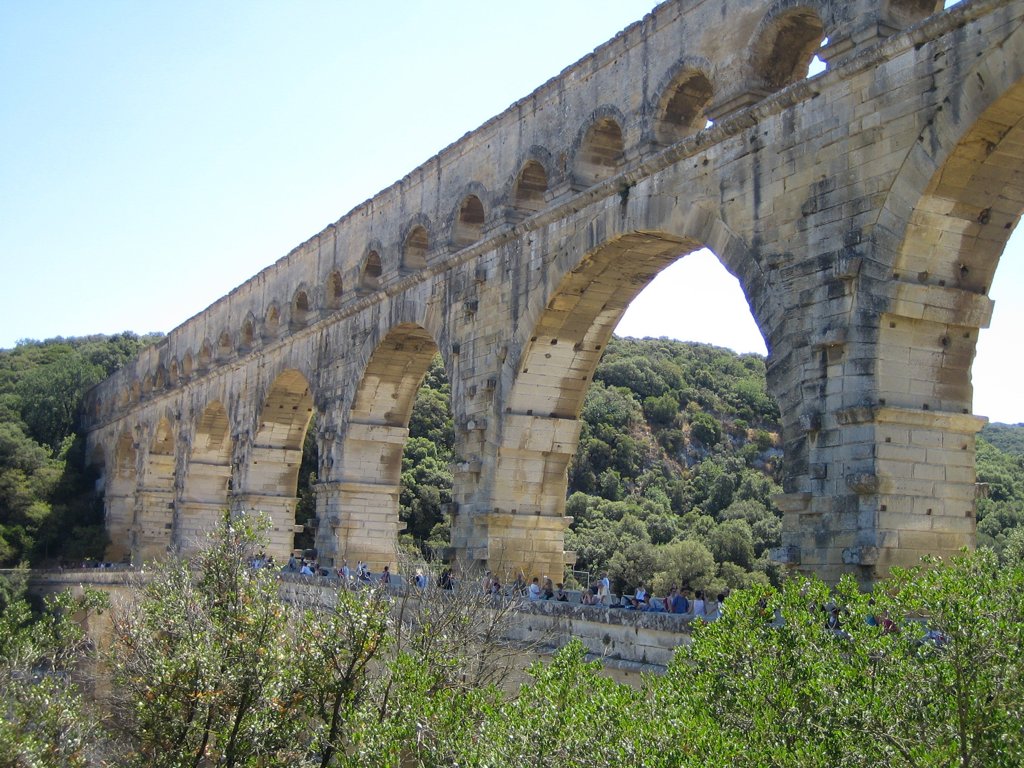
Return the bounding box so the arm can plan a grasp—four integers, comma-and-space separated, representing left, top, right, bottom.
0, 333, 161, 566
401, 339, 784, 592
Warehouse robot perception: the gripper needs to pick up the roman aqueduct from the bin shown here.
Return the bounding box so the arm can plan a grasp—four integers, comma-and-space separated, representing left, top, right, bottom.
83, 0, 1024, 583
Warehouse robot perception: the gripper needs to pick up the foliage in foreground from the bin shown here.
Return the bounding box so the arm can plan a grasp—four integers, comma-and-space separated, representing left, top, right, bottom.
3, 525, 1023, 767
0, 570, 107, 767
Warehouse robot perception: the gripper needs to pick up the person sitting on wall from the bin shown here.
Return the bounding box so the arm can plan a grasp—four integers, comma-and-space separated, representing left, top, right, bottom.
528, 577, 542, 601
555, 583, 569, 602
630, 583, 648, 609
580, 584, 599, 605
512, 572, 527, 596
542, 577, 555, 600
299, 560, 314, 577
644, 591, 666, 612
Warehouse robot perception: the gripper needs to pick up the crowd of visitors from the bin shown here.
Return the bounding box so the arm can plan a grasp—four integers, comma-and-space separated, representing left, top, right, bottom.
276, 552, 743, 627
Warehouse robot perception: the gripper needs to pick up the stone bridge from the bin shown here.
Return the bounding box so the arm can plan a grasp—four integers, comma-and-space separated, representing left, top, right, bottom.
82, 0, 1024, 584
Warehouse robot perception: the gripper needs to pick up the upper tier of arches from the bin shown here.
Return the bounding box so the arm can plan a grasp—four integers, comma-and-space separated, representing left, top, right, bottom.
85, 0, 947, 422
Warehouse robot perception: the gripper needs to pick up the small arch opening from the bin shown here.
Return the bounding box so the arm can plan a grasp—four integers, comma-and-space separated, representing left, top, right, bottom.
198, 340, 213, 370
292, 290, 311, 328
326, 270, 344, 309
575, 117, 625, 186
182, 352, 194, 379
265, 304, 281, 338
756, 10, 826, 91
513, 160, 549, 214
887, 0, 942, 28
217, 331, 233, 359
655, 71, 714, 145
403, 226, 429, 271
453, 195, 485, 248
240, 318, 255, 350
169, 359, 179, 383
360, 251, 383, 292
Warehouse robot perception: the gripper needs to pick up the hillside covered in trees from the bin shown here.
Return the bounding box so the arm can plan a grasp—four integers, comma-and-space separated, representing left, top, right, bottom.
0, 333, 161, 565
2, 333, 1023, 578
400, 338, 1024, 591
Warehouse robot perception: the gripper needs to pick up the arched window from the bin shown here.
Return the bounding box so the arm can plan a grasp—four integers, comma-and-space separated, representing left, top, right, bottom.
453, 195, 485, 248
198, 340, 213, 370
217, 331, 233, 359
265, 304, 281, 338
655, 71, 713, 145
292, 290, 311, 328
360, 250, 383, 292
326, 270, 344, 309
754, 10, 826, 91
240, 318, 255, 350
574, 117, 625, 186
886, 0, 942, 28
403, 226, 429, 271
513, 160, 549, 214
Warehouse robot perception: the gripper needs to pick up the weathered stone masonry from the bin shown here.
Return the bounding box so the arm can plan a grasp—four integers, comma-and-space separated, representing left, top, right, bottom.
83, 0, 1024, 584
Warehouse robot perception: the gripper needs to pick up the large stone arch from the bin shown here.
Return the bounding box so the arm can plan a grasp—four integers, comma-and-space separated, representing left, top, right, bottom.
234, 369, 315, 561
133, 415, 177, 562
179, 400, 233, 555
316, 319, 447, 571
104, 430, 137, 562
470, 199, 774, 580
861, 40, 1024, 573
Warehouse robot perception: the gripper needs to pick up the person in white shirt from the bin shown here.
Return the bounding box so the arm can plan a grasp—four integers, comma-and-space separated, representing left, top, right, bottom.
528, 577, 542, 600
631, 583, 648, 609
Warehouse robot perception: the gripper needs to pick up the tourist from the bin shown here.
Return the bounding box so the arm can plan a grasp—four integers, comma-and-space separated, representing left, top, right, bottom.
598, 573, 611, 604
555, 583, 568, 602
512, 572, 527, 596
691, 590, 706, 618
380, 565, 391, 586
542, 577, 555, 600
669, 587, 689, 614
528, 577, 542, 601
631, 583, 648, 609
299, 560, 314, 577
440, 567, 454, 590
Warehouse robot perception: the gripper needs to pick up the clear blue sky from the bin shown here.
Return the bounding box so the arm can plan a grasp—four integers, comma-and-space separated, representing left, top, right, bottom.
1, 1, 1019, 423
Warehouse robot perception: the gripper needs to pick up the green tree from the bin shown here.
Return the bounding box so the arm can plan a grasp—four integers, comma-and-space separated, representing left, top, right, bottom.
109, 512, 311, 767
0, 572, 108, 768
